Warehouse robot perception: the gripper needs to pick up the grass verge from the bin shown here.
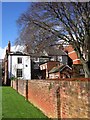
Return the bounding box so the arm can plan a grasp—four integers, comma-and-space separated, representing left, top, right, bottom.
2, 86, 49, 119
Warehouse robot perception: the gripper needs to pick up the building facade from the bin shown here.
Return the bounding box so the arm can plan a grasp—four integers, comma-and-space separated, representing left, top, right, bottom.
64, 45, 81, 64
40, 61, 60, 79
3, 41, 31, 85
8, 52, 31, 80
64, 45, 85, 77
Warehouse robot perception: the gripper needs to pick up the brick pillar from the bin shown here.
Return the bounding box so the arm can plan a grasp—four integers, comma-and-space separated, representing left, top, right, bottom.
26, 80, 28, 100
56, 86, 61, 119
16, 80, 18, 92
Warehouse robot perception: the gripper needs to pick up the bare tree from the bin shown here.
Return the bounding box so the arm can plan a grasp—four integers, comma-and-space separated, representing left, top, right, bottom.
16, 2, 90, 78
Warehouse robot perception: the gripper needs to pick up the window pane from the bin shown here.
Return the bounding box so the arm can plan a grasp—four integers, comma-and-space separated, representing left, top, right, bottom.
17, 58, 22, 64
17, 69, 22, 77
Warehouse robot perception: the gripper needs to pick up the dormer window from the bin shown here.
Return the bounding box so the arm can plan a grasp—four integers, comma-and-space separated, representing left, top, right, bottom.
17, 57, 22, 64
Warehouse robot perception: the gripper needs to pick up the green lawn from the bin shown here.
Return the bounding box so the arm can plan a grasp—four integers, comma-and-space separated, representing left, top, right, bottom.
0, 87, 2, 120
2, 86, 49, 119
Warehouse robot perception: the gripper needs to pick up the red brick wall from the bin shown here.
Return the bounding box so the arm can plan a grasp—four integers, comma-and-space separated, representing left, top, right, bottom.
65, 45, 81, 64
57, 80, 90, 118
11, 80, 26, 97
65, 45, 74, 53
11, 78, 90, 119
11, 80, 17, 90
28, 80, 57, 118
69, 51, 79, 60
18, 80, 26, 97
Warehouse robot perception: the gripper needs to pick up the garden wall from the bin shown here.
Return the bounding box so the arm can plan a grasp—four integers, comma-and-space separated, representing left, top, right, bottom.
11, 78, 90, 119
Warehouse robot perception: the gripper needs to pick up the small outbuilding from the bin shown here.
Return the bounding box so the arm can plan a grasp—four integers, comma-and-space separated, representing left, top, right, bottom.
49, 64, 72, 79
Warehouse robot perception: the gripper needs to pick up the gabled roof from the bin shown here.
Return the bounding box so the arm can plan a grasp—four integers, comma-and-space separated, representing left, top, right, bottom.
43, 47, 67, 56
25, 46, 67, 57
30, 53, 51, 58
49, 64, 72, 74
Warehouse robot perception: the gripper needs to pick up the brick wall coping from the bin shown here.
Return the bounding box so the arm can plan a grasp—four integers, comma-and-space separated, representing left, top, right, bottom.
46, 78, 90, 81
17, 78, 90, 82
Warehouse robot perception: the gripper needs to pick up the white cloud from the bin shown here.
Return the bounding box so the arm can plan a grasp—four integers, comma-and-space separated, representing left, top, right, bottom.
11, 45, 25, 52
0, 47, 6, 59
0, 45, 25, 59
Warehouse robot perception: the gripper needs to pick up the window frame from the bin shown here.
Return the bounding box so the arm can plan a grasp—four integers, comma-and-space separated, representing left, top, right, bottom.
17, 57, 22, 64
16, 69, 23, 78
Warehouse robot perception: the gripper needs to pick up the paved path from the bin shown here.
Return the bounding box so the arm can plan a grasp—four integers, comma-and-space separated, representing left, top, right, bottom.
2, 86, 49, 119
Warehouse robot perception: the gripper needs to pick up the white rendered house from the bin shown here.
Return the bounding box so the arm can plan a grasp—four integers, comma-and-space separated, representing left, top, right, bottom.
8, 51, 31, 80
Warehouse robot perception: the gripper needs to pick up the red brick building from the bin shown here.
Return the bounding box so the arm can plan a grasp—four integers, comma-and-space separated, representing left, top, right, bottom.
64, 45, 84, 77
65, 45, 81, 64
49, 64, 72, 79
40, 61, 60, 79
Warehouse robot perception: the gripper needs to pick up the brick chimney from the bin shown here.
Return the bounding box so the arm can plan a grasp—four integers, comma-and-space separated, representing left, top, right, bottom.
8, 41, 11, 53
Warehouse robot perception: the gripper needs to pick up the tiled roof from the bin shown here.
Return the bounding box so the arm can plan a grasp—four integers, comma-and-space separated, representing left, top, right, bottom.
30, 53, 50, 58
30, 47, 67, 57
8, 46, 67, 57
49, 64, 65, 73
44, 47, 67, 56
49, 64, 71, 74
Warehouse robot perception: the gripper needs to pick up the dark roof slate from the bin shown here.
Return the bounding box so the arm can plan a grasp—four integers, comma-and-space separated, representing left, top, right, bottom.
44, 47, 67, 56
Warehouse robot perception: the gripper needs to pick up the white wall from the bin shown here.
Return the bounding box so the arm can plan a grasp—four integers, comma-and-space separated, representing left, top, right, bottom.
8, 55, 31, 80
